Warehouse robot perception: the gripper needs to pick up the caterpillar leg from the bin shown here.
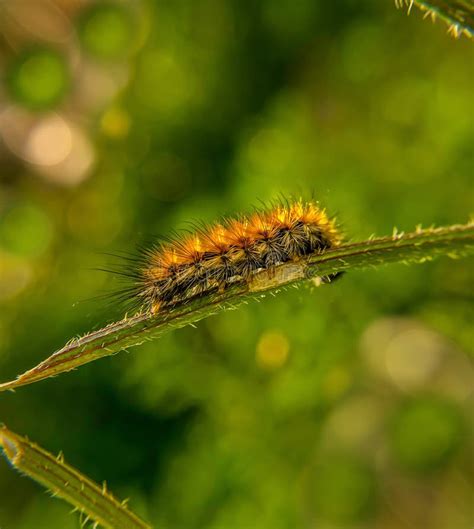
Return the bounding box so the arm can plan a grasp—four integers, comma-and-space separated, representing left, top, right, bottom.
321, 271, 345, 283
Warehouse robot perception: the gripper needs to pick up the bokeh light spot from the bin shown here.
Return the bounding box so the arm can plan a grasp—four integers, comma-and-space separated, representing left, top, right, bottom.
78, 3, 134, 60
390, 396, 465, 473
6, 48, 69, 110
324, 396, 383, 448
0, 255, 32, 302
24, 114, 72, 166
100, 106, 131, 139
0, 203, 52, 258
3, 0, 72, 44
361, 318, 448, 390
29, 124, 95, 186
385, 329, 443, 390
256, 330, 289, 370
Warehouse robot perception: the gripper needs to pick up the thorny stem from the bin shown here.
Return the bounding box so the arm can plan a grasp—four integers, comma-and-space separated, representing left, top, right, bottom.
0, 222, 472, 393
0, 425, 151, 529
396, 0, 474, 37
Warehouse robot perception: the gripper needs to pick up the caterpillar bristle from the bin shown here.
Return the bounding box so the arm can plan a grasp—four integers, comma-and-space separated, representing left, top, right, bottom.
109, 199, 343, 314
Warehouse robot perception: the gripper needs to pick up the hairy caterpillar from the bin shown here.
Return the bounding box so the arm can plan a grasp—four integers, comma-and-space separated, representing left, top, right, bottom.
114, 199, 343, 314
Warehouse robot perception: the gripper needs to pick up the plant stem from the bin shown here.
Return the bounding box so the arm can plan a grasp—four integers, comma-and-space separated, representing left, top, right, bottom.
0, 222, 472, 393
0, 425, 151, 529
397, 0, 474, 37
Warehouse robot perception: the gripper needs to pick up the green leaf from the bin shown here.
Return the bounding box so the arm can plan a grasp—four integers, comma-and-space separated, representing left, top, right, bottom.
0, 222, 472, 393
0, 425, 151, 529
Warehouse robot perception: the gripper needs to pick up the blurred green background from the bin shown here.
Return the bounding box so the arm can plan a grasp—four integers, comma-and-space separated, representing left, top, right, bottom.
0, 1, 473, 528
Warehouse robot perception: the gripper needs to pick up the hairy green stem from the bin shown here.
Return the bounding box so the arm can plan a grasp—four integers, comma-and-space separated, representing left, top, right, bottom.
397, 0, 474, 37
0, 425, 151, 529
0, 222, 472, 393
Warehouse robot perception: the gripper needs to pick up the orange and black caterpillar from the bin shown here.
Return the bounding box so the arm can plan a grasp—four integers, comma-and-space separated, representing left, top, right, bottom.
115, 199, 343, 313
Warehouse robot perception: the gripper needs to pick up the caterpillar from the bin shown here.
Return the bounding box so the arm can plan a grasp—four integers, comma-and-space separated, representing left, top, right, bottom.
114, 199, 343, 314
